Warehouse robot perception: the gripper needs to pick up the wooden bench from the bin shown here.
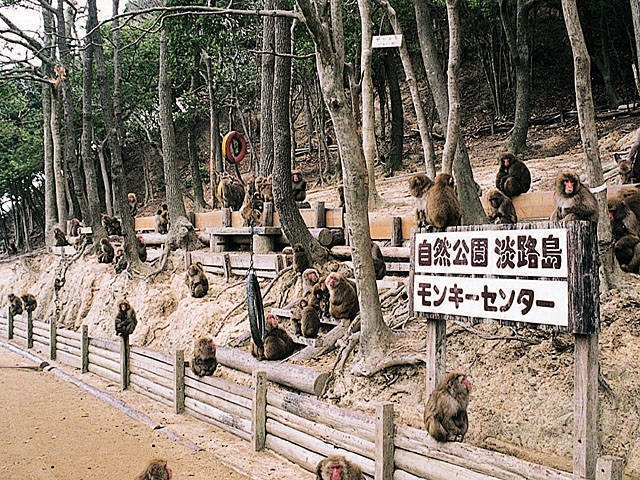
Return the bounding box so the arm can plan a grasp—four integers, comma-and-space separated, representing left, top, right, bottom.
189, 250, 289, 279
205, 226, 283, 254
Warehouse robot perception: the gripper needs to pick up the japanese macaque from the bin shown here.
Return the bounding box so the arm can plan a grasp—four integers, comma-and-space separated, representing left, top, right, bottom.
191, 337, 217, 377
101, 213, 122, 236
292, 170, 307, 202
300, 298, 320, 338
137, 235, 147, 262
409, 173, 434, 228
114, 248, 128, 274
550, 171, 598, 222
337, 186, 345, 208
302, 268, 320, 297
614, 235, 640, 273
135, 459, 172, 480
495, 152, 531, 197
315, 455, 364, 480
68, 218, 81, 237
326, 272, 359, 321
259, 175, 274, 203
608, 197, 640, 240
371, 242, 386, 280
8, 293, 23, 316
219, 172, 245, 211
426, 172, 461, 230
21, 293, 37, 313
54, 227, 69, 247
311, 281, 330, 318
97, 237, 115, 263
128, 193, 138, 216
251, 314, 295, 360
115, 299, 137, 337
424, 372, 472, 442
487, 189, 518, 224
618, 186, 640, 221
293, 243, 310, 275
615, 128, 640, 184
154, 209, 169, 234
239, 190, 264, 227
185, 262, 209, 298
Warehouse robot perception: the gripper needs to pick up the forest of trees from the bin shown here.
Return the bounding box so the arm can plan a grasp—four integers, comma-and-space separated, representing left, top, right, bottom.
1, 0, 639, 373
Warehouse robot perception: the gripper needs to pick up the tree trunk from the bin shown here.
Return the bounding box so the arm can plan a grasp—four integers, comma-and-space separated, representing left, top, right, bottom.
260, 0, 275, 177
561, 0, 618, 297
442, 0, 462, 172
95, 139, 113, 216
43, 85, 57, 243
413, 0, 486, 224
383, 51, 404, 174
51, 93, 68, 227
632, 0, 640, 94
188, 132, 206, 212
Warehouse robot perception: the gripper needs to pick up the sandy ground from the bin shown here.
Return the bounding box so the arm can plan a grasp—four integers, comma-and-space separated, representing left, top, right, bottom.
0, 345, 312, 480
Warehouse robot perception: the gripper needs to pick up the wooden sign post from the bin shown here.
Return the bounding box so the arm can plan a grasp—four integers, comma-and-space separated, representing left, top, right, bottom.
410, 221, 600, 479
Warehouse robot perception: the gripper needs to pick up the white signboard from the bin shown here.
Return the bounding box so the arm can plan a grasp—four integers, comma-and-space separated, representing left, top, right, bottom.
372, 35, 404, 49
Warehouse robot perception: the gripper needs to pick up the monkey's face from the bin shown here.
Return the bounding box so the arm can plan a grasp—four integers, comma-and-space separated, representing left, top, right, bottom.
502, 157, 510, 167
328, 462, 343, 480
119, 302, 129, 312
265, 315, 278, 331
461, 376, 472, 392
489, 198, 500, 208
563, 179, 575, 195
293, 173, 300, 182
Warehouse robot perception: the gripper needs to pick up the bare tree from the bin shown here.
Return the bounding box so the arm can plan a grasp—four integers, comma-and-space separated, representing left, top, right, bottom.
442, 0, 462, 172
260, 0, 275, 177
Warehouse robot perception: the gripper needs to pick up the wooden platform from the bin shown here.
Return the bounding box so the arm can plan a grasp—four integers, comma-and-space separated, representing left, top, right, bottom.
205, 226, 283, 254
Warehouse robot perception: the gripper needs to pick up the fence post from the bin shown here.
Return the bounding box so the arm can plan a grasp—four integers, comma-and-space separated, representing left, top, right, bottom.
7, 306, 13, 340
314, 201, 326, 228
391, 217, 403, 247
81, 325, 89, 373
49, 320, 57, 360
375, 403, 395, 480
26, 311, 33, 348
175, 350, 185, 414
595, 456, 623, 480
120, 335, 130, 390
252, 370, 267, 451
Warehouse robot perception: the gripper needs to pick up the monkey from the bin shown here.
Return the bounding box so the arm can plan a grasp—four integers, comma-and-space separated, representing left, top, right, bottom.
20, 293, 37, 313
7, 293, 23, 316
8, 242, 17, 255
614, 234, 640, 273
53, 227, 69, 246
251, 314, 295, 361
97, 237, 115, 263
185, 261, 209, 298
299, 298, 320, 338
323, 259, 355, 279
325, 272, 359, 321
154, 209, 169, 234
191, 337, 217, 377
114, 248, 128, 274
293, 243, 310, 275
315, 455, 364, 480
302, 268, 320, 297
408, 173, 434, 228
115, 299, 137, 337
136, 235, 147, 262
219, 172, 245, 211
486, 189, 518, 224
550, 171, 598, 222
426, 172, 461, 230
615, 128, 640, 184
68, 218, 81, 237
495, 152, 531, 197
337, 185, 345, 208
292, 170, 307, 202
608, 197, 640, 240
239, 190, 264, 227
254, 175, 265, 194
101, 213, 122, 236
259, 174, 274, 203
311, 281, 330, 319
127, 193, 138, 217
424, 371, 472, 442
135, 459, 172, 480
371, 242, 386, 280
617, 186, 640, 221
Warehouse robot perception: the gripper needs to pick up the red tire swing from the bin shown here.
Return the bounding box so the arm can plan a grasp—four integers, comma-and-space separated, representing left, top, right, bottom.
222, 131, 247, 164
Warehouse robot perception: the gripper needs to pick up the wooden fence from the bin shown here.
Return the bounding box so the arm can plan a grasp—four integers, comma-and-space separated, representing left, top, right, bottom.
0, 306, 622, 480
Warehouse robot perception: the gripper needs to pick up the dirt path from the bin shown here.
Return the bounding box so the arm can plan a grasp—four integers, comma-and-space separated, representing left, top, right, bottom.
0, 345, 311, 480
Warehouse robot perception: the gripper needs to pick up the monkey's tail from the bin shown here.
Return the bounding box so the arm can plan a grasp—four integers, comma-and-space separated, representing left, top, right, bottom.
247, 272, 265, 348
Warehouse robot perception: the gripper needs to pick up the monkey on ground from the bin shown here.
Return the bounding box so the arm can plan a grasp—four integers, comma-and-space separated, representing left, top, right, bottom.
615, 128, 640, 184
251, 314, 295, 361
614, 235, 640, 273
408, 173, 434, 228
185, 261, 209, 298
550, 171, 598, 222
371, 242, 386, 280
115, 299, 137, 337
154, 209, 169, 234
424, 371, 472, 442
114, 248, 128, 274
487, 189, 518, 224
191, 337, 217, 377
292, 170, 307, 202
325, 272, 359, 321
292, 298, 320, 338
293, 243, 310, 275
97, 237, 115, 263
8, 293, 23, 316
68, 218, 81, 237
137, 235, 147, 262
302, 268, 320, 297
101, 213, 122, 236
53, 227, 69, 246
495, 152, 531, 197
426, 172, 461, 230
608, 197, 640, 240
127, 193, 138, 217
135, 459, 172, 480
219, 172, 245, 211
315, 455, 364, 480
21, 293, 37, 313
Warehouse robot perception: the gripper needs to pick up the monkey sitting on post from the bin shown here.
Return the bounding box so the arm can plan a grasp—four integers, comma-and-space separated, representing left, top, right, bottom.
550, 171, 598, 222
21, 293, 37, 313
185, 262, 209, 298
408, 173, 434, 228
191, 337, 217, 377
251, 314, 295, 361
315, 455, 364, 480
97, 237, 115, 263
135, 459, 172, 480
115, 299, 137, 337
495, 152, 531, 197
53, 227, 69, 247
7, 293, 23, 316
424, 371, 472, 442
127, 193, 138, 217
426, 172, 461, 231
486, 189, 518, 224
